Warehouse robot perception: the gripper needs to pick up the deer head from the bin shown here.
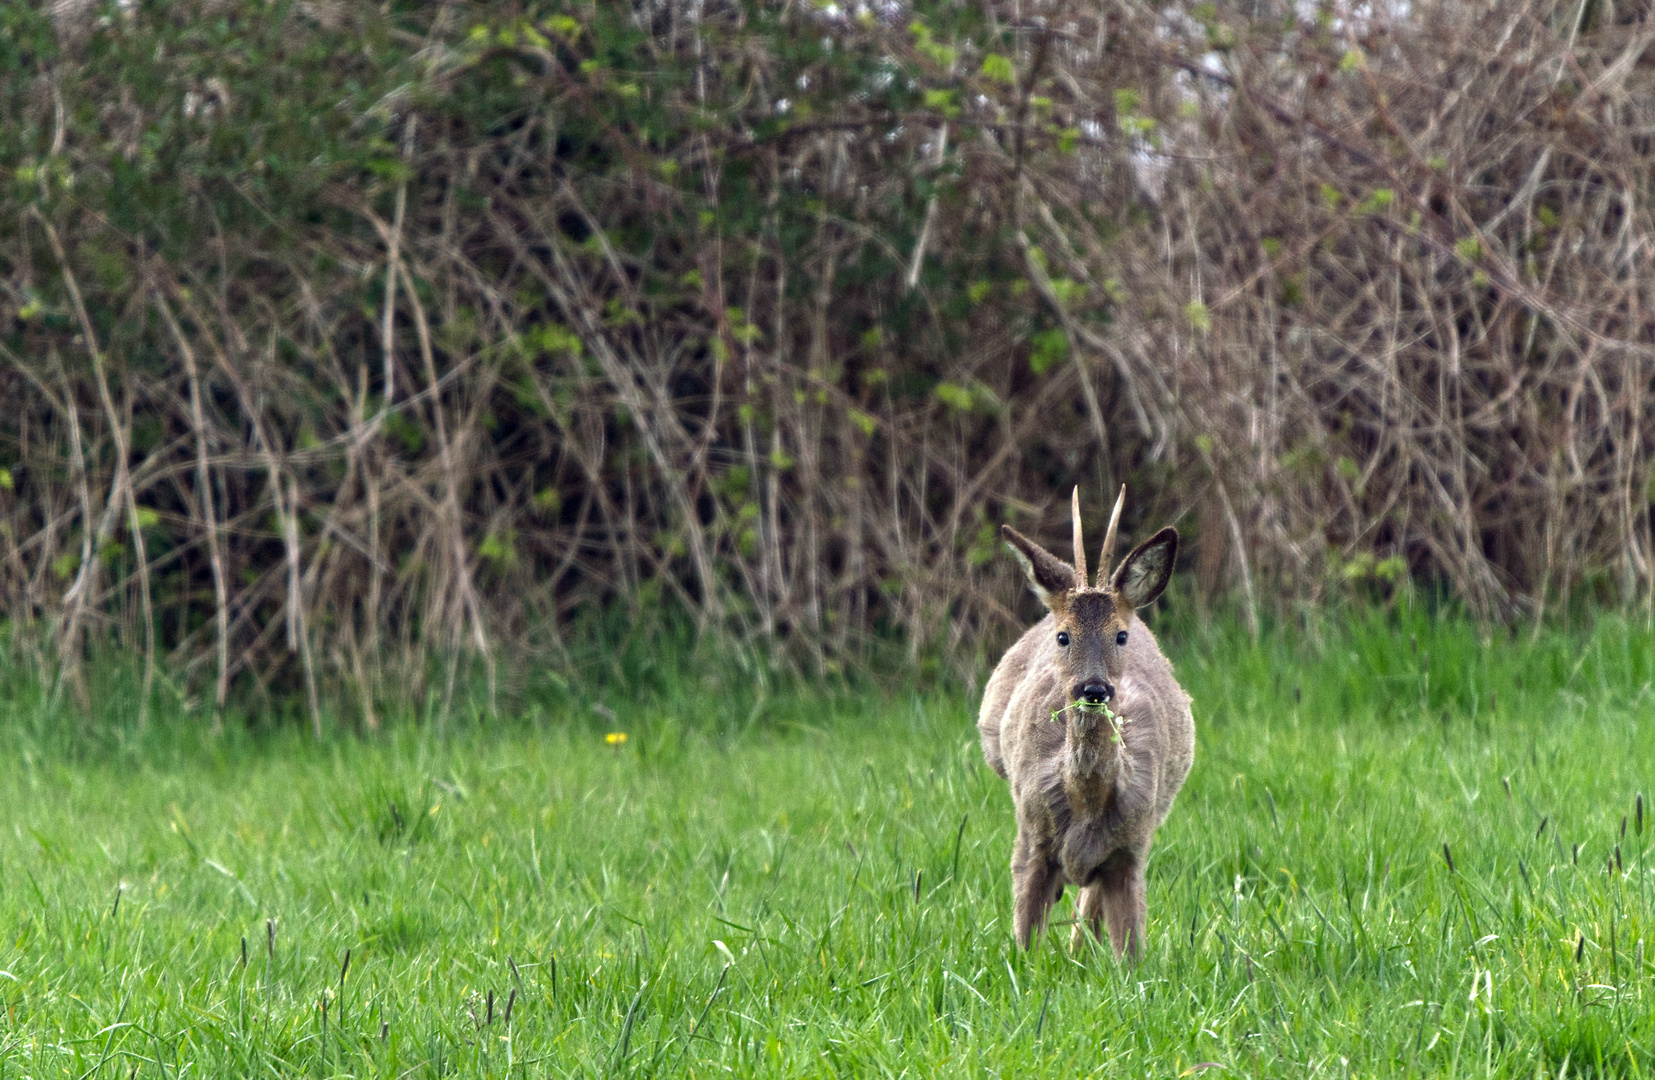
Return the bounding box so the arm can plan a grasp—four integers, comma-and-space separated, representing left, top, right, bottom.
1001, 487, 1178, 710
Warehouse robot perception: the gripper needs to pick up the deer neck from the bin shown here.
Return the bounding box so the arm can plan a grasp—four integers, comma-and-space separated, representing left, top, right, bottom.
1061, 706, 1121, 811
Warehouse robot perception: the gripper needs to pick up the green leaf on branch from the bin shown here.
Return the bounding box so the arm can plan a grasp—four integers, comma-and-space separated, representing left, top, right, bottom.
981, 54, 1015, 84
1029, 329, 1069, 375
478, 530, 518, 567
933, 382, 974, 411
1359, 188, 1394, 214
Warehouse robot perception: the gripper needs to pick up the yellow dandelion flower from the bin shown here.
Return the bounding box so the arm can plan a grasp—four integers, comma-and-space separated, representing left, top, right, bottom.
605, 731, 628, 745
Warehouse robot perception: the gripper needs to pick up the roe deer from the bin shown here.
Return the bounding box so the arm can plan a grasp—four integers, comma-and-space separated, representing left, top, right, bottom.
978, 487, 1193, 958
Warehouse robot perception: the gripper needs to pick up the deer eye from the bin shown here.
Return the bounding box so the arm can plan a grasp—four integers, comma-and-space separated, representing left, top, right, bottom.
1116, 630, 1129, 647
1056, 631, 1070, 647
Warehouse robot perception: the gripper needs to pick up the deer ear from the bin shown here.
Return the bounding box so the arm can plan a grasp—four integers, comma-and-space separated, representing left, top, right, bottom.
1110, 527, 1178, 609
1002, 525, 1077, 609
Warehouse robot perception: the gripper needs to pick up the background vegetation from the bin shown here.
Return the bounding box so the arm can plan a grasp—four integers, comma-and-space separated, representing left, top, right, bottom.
2, 608, 1651, 1076
3, 0, 1654, 727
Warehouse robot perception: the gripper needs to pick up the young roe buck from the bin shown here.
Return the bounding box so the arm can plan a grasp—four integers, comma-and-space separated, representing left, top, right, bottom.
978, 487, 1193, 958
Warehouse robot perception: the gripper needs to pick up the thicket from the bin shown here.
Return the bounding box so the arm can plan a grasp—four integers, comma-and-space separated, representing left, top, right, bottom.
2, 0, 1652, 728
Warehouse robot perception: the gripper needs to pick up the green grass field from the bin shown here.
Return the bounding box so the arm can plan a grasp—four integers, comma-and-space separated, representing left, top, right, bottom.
1, 608, 1652, 1077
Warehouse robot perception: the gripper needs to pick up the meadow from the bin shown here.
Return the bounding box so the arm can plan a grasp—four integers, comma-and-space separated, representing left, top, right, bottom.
1, 607, 1652, 1078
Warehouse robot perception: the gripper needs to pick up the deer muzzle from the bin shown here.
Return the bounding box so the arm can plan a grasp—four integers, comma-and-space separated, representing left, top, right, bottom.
1075, 682, 1115, 707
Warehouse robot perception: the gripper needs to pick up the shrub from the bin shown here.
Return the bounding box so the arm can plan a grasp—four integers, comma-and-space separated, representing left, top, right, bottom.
2, 0, 1651, 725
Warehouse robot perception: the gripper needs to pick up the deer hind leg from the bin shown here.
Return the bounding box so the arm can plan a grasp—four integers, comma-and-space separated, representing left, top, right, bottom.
1095, 849, 1148, 960
1069, 883, 1105, 953
1011, 834, 1064, 949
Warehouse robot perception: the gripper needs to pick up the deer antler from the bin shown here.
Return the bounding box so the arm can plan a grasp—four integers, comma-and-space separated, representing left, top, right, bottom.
1099, 485, 1126, 582
1071, 487, 1087, 588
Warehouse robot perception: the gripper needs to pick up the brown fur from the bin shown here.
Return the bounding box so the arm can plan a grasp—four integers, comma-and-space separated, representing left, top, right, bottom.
978, 506, 1193, 958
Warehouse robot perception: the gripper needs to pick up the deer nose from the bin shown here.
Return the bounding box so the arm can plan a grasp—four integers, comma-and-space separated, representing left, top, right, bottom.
1076, 682, 1114, 706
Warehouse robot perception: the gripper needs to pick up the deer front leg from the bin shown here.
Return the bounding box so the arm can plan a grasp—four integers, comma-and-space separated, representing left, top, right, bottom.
1095, 849, 1148, 960
1011, 831, 1064, 949
1069, 883, 1105, 953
